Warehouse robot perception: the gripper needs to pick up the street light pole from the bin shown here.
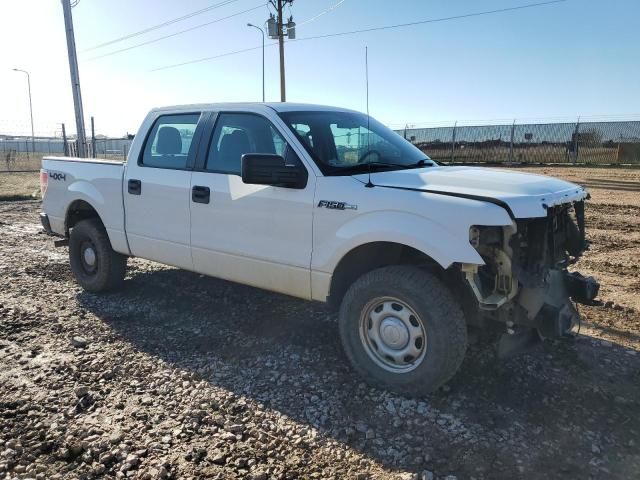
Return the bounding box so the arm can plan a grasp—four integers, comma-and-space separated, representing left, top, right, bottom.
12, 68, 35, 155
247, 23, 265, 102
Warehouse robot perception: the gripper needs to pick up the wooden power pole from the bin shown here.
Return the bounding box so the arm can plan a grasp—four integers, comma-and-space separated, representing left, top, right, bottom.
61, 0, 87, 157
277, 0, 286, 102
267, 0, 294, 102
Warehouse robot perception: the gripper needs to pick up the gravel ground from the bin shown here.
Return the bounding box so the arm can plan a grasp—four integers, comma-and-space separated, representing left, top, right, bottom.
1, 166, 639, 479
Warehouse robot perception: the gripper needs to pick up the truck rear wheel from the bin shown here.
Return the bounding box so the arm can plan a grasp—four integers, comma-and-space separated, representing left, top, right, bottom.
338, 266, 467, 396
69, 219, 127, 292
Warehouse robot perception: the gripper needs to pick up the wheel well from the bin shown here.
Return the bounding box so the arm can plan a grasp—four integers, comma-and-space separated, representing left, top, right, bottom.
65, 200, 102, 235
328, 242, 444, 309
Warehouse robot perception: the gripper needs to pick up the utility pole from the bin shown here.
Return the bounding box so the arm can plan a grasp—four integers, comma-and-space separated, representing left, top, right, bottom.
268, 1, 294, 102
61, 123, 69, 156
90, 116, 96, 158
277, 0, 286, 102
61, 0, 87, 157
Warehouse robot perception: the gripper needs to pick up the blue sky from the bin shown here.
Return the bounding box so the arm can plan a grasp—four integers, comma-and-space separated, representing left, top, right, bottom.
1, 0, 639, 137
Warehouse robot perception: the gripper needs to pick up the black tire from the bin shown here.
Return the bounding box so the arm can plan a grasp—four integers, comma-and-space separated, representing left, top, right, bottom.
338, 266, 467, 396
69, 218, 127, 292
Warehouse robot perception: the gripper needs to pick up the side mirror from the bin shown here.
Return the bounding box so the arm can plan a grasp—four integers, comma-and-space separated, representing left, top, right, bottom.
241, 153, 307, 189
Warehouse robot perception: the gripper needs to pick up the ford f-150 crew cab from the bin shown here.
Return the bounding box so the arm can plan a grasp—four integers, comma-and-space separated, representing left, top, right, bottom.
40, 103, 599, 395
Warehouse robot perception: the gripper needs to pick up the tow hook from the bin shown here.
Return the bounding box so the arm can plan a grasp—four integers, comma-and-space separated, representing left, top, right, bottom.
564, 271, 600, 304
498, 271, 598, 359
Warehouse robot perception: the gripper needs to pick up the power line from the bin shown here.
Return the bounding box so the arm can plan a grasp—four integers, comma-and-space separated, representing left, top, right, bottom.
291, 0, 569, 42
151, 0, 569, 72
82, 0, 244, 52
87, 0, 340, 65
297, 0, 347, 27
84, 4, 266, 62
152, 44, 277, 72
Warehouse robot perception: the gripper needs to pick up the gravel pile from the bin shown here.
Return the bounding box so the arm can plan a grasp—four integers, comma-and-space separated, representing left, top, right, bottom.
1, 197, 639, 479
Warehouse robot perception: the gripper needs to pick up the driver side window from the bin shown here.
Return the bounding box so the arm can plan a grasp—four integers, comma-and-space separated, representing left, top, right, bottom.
206, 113, 288, 175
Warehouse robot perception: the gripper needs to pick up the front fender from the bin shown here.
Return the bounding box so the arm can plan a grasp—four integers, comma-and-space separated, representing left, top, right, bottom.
313, 210, 486, 273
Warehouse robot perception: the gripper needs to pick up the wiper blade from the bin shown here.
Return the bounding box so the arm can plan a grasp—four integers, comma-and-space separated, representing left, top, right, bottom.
406, 159, 434, 168
339, 161, 403, 173
364, 161, 408, 169
340, 160, 434, 174
365, 159, 435, 170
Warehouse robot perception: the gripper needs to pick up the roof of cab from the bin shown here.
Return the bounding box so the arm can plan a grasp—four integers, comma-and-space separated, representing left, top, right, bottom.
150, 102, 360, 114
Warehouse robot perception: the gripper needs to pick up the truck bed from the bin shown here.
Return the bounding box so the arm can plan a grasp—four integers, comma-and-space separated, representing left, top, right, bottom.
41, 156, 129, 254
42, 156, 125, 165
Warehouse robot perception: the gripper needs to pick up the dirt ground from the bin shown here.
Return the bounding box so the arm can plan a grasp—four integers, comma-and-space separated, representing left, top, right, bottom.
0, 166, 639, 479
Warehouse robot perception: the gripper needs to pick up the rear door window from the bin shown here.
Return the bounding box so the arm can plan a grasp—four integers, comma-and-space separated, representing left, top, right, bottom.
141, 113, 200, 169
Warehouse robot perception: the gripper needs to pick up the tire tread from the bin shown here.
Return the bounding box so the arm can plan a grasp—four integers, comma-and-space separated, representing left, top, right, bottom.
339, 266, 467, 395
69, 218, 126, 292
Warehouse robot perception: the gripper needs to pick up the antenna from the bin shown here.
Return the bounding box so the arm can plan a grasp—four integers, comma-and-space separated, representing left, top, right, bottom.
365, 46, 369, 118
364, 45, 374, 188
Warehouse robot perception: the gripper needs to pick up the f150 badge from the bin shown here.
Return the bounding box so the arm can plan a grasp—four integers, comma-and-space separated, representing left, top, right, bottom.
317, 200, 357, 211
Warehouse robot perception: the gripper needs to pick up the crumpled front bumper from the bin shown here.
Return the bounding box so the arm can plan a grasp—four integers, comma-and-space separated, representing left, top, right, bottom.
534, 270, 600, 338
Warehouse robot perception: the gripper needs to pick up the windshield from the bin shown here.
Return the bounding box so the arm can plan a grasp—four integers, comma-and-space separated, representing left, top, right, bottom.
278, 110, 436, 175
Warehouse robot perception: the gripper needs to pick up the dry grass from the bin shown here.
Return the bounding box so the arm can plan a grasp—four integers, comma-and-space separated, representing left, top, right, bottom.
0, 172, 40, 201
0, 153, 43, 172
1, 152, 125, 173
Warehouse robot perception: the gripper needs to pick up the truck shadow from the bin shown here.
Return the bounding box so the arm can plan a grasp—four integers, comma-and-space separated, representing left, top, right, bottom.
76, 265, 640, 478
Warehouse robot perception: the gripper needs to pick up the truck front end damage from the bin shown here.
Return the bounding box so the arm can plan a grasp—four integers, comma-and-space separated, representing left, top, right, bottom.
463, 199, 599, 353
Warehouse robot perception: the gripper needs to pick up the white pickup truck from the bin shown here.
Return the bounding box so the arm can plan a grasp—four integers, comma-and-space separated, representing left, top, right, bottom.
40, 103, 599, 394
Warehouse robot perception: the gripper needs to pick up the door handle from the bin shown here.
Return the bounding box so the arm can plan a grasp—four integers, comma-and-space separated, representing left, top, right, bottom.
192, 185, 210, 204
128, 179, 141, 195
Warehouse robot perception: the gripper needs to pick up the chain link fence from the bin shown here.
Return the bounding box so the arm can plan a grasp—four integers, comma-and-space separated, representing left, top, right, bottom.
3, 120, 639, 172
397, 120, 640, 165
0, 137, 132, 172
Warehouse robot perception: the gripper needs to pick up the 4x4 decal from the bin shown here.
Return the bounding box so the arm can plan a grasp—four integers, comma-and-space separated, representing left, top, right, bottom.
48, 171, 66, 181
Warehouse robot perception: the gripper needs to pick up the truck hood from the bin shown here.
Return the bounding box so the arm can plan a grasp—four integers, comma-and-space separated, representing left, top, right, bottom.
354, 166, 588, 218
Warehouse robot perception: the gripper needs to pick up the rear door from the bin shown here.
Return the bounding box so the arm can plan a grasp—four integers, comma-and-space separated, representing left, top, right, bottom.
189, 109, 316, 299
124, 112, 205, 269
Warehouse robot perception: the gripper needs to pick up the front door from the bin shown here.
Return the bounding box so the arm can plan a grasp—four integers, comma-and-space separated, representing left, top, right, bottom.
189, 111, 315, 299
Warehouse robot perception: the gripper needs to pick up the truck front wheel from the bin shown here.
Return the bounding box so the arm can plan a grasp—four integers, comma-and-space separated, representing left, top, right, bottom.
69, 219, 127, 292
338, 266, 467, 395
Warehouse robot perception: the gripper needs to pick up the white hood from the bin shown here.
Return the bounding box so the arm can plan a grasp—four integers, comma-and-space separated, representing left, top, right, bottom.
354, 166, 588, 218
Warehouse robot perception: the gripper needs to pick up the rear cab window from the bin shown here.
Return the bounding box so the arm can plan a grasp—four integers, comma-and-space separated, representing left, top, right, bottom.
140, 113, 201, 169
